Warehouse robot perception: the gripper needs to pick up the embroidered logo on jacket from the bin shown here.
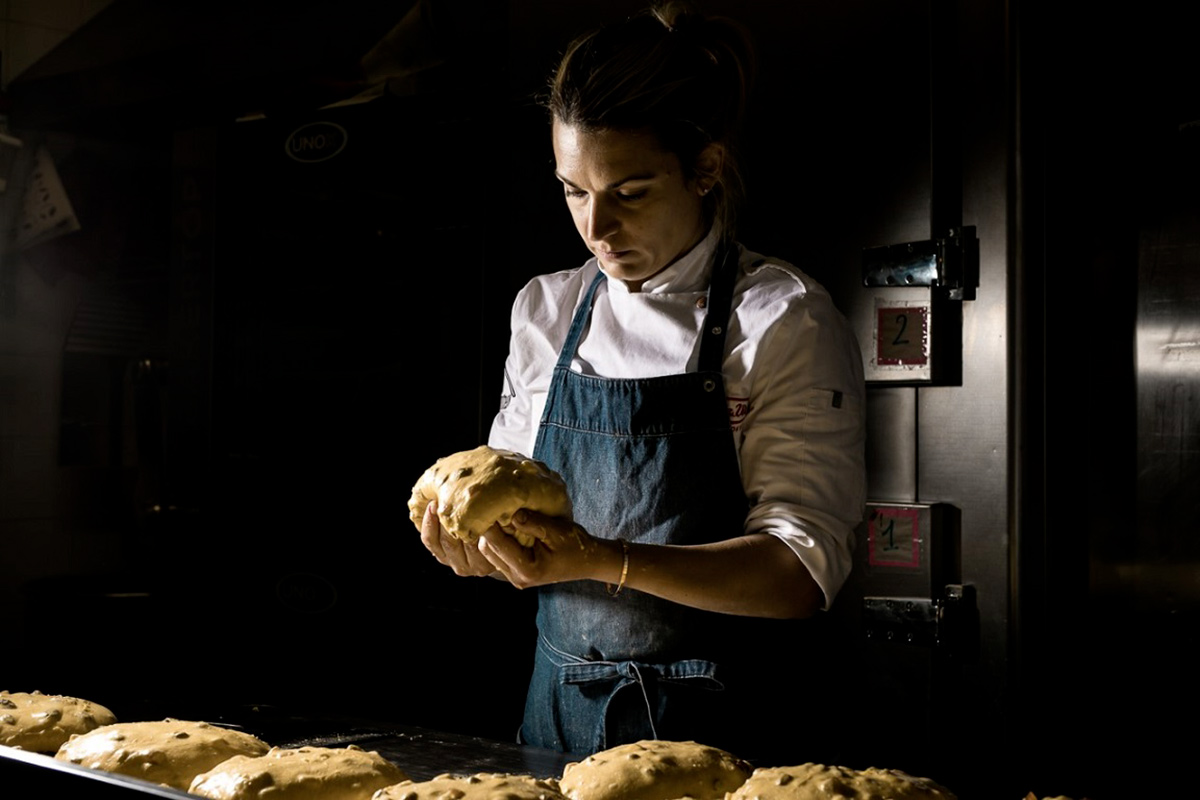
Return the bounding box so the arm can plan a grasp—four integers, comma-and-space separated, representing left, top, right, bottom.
727, 396, 752, 430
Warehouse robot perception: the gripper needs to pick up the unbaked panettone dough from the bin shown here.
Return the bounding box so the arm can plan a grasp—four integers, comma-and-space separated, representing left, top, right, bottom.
54, 718, 270, 790
189, 745, 409, 800
374, 772, 567, 800
727, 763, 957, 800
408, 445, 572, 547
558, 739, 752, 800
0, 690, 117, 753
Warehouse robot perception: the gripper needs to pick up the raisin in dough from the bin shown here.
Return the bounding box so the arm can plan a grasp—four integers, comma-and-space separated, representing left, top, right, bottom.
375, 772, 567, 800
55, 718, 270, 791
189, 745, 409, 800
558, 739, 753, 800
727, 763, 958, 800
408, 446, 572, 547
0, 690, 117, 753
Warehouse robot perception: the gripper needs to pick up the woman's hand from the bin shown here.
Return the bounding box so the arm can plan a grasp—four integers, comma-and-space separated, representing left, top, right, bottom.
477, 510, 623, 589
420, 505, 818, 618
418, 500, 501, 578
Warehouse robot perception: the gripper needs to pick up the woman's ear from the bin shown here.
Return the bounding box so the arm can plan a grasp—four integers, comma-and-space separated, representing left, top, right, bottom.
694, 142, 726, 195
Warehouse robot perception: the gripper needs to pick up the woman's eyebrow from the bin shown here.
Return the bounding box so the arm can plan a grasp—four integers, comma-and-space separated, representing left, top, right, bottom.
555, 171, 658, 190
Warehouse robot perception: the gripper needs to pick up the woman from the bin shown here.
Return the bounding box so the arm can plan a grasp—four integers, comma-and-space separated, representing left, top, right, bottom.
418, 2, 865, 761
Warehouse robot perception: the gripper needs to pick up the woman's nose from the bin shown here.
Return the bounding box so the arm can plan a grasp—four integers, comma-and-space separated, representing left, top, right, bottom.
585, 197, 619, 240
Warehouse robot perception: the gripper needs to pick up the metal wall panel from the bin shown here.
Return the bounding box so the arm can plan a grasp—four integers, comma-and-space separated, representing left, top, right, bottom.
842, 0, 1016, 794
863, 388, 919, 502
916, 2, 1014, 792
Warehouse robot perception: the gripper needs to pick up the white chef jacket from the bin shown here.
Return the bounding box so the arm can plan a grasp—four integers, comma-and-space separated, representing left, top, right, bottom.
488, 228, 866, 610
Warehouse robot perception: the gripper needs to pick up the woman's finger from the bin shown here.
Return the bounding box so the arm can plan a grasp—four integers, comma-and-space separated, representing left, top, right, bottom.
458, 531, 500, 576
419, 501, 448, 560
478, 527, 539, 585
421, 501, 489, 576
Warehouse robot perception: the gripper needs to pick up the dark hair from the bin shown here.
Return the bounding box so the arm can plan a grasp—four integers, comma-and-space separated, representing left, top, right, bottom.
546, 2, 756, 236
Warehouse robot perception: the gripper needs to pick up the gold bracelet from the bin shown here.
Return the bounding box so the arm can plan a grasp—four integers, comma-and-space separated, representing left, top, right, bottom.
608, 540, 629, 597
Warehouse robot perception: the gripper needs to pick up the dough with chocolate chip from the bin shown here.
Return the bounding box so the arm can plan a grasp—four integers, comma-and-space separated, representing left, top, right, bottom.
408, 445, 572, 547
0, 691, 117, 753
375, 772, 567, 800
558, 739, 752, 800
189, 745, 409, 800
727, 763, 957, 800
55, 719, 270, 791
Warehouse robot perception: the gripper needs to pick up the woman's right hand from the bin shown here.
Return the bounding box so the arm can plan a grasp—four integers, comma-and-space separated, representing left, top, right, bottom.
419, 500, 502, 578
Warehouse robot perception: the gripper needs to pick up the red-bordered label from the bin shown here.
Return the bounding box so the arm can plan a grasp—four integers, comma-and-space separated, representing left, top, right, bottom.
876, 305, 929, 366
867, 507, 921, 568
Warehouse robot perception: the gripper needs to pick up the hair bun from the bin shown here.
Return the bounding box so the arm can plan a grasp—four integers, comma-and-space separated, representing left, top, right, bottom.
546, 2, 757, 235
654, 2, 704, 33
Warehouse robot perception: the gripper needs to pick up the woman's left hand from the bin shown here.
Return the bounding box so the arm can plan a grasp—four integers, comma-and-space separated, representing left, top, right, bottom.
476, 510, 622, 589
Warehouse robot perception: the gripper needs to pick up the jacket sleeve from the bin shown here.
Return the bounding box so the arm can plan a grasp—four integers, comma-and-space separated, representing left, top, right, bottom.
487, 269, 585, 457
738, 268, 867, 610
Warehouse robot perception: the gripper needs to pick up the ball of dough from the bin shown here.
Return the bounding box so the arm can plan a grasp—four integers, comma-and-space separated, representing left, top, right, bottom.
727, 763, 958, 800
408, 445, 572, 547
0, 690, 117, 753
54, 718, 270, 791
558, 739, 753, 800
189, 745, 409, 800
375, 772, 567, 800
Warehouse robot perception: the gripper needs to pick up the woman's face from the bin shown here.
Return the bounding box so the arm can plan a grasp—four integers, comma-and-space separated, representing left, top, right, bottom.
552, 120, 709, 291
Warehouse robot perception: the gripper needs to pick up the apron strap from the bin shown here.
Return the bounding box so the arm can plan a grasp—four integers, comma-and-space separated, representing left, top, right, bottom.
554, 269, 607, 372
559, 658, 725, 687
559, 656, 725, 745
556, 240, 742, 375
696, 240, 741, 374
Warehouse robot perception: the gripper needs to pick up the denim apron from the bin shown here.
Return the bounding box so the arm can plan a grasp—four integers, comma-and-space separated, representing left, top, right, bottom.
522, 243, 785, 757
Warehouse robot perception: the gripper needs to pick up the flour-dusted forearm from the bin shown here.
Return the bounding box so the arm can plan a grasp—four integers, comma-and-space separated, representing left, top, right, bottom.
614, 532, 823, 619
491, 512, 823, 619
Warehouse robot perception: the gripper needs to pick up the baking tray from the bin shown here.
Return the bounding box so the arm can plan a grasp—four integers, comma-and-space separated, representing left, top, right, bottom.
0, 708, 579, 798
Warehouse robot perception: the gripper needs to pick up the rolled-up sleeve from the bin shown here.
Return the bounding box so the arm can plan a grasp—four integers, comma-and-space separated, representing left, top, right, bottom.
738, 275, 866, 610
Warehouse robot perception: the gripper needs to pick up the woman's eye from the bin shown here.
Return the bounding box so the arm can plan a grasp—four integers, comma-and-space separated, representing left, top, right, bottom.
617, 190, 647, 201
563, 187, 587, 199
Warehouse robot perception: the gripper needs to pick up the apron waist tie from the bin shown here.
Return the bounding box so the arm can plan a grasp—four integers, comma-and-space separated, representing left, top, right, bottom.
543, 637, 725, 745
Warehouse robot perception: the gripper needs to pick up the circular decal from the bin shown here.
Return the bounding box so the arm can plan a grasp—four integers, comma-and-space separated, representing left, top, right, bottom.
275, 572, 338, 613
285, 121, 348, 163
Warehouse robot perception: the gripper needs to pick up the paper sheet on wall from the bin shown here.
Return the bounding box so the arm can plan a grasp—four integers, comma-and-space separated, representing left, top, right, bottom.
16, 145, 81, 250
